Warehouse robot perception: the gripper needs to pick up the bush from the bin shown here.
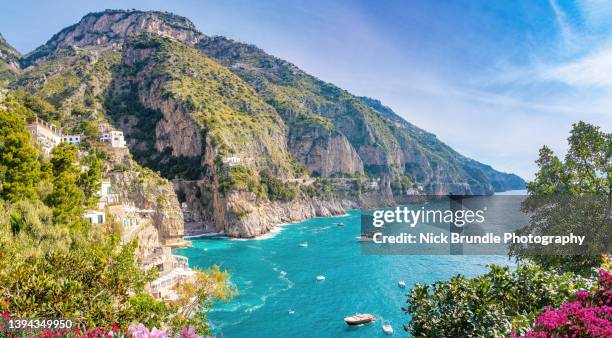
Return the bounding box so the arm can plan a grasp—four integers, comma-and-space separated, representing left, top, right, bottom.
404, 264, 587, 337
259, 169, 296, 202
517, 269, 611, 337
218, 164, 257, 194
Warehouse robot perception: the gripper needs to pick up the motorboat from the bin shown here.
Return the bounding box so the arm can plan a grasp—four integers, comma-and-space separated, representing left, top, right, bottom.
382, 321, 393, 334
316, 275, 326, 281
344, 313, 375, 325
398, 280, 406, 288
336, 222, 345, 227
298, 242, 308, 248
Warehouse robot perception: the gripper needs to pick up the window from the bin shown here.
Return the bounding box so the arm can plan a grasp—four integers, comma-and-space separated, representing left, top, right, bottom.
97, 215, 104, 224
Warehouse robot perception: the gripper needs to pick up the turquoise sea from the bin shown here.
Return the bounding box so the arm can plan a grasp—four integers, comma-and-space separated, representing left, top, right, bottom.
176, 203, 519, 338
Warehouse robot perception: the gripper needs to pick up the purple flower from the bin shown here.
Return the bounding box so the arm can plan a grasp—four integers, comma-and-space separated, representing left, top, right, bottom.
180, 326, 202, 338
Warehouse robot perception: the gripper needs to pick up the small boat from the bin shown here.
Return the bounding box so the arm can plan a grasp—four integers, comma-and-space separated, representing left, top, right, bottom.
382, 321, 393, 334
336, 222, 345, 227
344, 313, 375, 326
298, 242, 308, 248
288, 309, 295, 315
316, 275, 326, 281
398, 280, 406, 288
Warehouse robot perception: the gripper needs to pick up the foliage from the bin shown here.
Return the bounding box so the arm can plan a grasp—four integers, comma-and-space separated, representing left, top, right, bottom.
78, 152, 103, 208
45, 143, 85, 225
404, 264, 587, 337
259, 168, 297, 202
511, 121, 611, 275
0, 92, 233, 335
0, 107, 44, 202
517, 269, 611, 337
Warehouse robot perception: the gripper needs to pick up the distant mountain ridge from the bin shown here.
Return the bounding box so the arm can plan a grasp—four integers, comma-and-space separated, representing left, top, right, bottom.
0, 9, 525, 237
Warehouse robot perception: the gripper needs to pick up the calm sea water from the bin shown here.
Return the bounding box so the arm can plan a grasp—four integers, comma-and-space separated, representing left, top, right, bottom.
176, 202, 518, 338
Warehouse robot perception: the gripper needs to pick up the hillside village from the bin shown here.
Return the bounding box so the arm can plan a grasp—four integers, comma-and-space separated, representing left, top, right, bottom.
25, 115, 197, 302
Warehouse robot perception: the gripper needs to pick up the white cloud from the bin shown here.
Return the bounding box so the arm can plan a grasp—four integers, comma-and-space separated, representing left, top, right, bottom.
544, 46, 612, 87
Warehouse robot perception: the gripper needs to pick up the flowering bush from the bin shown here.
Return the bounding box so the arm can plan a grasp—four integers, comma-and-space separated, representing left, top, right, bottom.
518, 269, 611, 337
404, 264, 587, 337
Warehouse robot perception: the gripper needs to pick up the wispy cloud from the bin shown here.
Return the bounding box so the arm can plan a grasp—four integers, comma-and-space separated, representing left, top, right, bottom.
549, 0, 580, 52
544, 45, 612, 87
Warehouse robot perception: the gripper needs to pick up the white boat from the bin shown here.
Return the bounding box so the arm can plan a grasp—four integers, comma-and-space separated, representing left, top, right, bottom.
398, 280, 406, 288
344, 313, 375, 325
316, 275, 326, 281
288, 309, 295, 315
382, 321, 393, 334
299, 242, 308, 248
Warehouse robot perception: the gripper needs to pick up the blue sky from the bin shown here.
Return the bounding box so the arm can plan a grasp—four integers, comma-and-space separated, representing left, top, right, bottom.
1, 0, 611, 180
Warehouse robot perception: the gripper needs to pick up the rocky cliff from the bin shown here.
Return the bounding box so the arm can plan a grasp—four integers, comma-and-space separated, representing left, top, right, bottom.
0, 33, 20, 83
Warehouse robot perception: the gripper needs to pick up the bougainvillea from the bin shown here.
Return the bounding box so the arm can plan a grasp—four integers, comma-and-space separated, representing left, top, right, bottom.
518, 269, 612, 337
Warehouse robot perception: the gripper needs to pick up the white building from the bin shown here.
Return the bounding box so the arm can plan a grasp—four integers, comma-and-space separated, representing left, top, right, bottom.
367, 181, 379, 189
62, 134, 82, 144
222, 156, 241, 167
84, 210, 105, 225
26, 117, 62, 155
100, 130, 126, 148
97, 180, 119, 208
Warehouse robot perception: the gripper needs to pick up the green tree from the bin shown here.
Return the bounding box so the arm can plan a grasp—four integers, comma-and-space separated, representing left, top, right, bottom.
45, 143, 85, 225
78, 152, 102, 207
511, 121, 611, 274
0, 108, 43, 202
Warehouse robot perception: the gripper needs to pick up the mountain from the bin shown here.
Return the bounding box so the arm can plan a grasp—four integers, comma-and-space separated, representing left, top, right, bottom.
3, 9, 525, 237
0, 33, 20, 83
195, 35, 524, 194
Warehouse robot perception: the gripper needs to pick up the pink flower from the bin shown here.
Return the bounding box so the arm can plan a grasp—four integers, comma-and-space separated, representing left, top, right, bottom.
128, 324, 150, 338
575, 290, 589, 299
180, 326, 202, 338
148, 327, 169, 338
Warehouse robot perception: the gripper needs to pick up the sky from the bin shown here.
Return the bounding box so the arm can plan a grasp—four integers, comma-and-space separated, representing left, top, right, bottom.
1, 0, 611, 180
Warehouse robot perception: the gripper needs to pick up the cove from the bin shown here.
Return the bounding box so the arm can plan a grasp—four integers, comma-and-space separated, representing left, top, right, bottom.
176, 210, 513, 337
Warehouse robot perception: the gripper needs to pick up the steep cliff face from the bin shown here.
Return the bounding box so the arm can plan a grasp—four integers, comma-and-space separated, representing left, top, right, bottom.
288, 122, 363, 177
22, 9, 200, 66
108, 160, 186, 246
0, 33, 20, 82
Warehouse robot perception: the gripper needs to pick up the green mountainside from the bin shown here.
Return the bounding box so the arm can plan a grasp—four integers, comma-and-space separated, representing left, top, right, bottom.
2, 9, 523, 217
196, 36, 524, 193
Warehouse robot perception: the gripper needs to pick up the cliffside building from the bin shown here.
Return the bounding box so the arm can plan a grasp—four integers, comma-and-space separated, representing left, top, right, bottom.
222, 156, 241, 167
62, 134, 82, 144
84, 210, 105, 225
100, 130, 126, 148
26, 117, 62, 155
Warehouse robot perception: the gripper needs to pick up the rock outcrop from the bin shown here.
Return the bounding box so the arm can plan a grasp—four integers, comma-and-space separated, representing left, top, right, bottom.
107, 156, 187, 247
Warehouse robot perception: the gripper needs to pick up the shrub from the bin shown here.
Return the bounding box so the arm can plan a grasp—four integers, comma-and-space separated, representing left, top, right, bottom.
404, 264, 587, 337
517, 269, 611, 337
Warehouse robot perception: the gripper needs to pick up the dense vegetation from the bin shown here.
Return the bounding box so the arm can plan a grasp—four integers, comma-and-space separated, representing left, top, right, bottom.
0, 93, 234, 335
404, 264, 588, 336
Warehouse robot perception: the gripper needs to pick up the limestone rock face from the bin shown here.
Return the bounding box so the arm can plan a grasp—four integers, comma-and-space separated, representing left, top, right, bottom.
109, 165, 186, 246
23, 9, 200, 65
288, 126, 363, 177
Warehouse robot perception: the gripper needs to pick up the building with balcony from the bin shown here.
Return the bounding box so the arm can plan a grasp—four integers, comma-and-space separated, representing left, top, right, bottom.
100, 130, 126, 148
25, 117, 62, 155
